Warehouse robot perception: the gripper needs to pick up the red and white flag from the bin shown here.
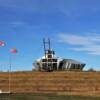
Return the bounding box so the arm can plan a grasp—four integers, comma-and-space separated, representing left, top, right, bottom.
10, 48, 18, 53
0, 40, 5, 47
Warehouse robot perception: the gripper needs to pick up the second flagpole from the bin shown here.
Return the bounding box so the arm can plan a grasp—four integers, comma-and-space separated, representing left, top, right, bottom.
9, 52, 12, 93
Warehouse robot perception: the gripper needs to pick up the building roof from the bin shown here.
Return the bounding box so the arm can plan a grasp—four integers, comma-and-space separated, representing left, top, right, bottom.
63, 59, 85, 65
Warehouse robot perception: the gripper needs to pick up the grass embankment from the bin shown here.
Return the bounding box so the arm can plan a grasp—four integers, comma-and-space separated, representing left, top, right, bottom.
0, 71, 100, 96
0, 93, 100, 100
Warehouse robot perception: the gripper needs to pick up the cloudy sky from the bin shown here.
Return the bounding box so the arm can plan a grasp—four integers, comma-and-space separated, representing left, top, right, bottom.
0, 0, 100, 71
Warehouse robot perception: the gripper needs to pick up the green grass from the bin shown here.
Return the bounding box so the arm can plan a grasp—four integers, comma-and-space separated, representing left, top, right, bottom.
0, 93, 100, 100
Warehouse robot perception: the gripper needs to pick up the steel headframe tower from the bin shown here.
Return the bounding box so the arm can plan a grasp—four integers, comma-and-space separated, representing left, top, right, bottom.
43, 38, 51, 58
43, 38, 55, 71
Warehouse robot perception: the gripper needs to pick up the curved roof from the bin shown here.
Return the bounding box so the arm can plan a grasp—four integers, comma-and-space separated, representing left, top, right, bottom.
63, 59, 85, 65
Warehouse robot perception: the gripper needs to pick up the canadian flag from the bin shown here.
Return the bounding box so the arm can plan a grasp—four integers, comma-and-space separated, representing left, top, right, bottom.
0, 40, 5, 46
10, 48, 18, 53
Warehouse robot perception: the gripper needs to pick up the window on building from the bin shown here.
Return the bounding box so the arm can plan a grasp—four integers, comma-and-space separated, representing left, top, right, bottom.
48, 55, 52, 58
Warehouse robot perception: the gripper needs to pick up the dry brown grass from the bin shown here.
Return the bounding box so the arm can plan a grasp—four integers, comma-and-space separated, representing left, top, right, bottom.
0, 71, 100, 96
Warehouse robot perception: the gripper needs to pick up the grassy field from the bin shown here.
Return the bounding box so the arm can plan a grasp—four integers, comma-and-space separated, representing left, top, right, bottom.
0, 93, 100, 100
0, 71, 100, 96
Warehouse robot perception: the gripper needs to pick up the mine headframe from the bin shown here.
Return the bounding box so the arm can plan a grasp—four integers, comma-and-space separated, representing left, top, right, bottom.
42, 38, 55, 71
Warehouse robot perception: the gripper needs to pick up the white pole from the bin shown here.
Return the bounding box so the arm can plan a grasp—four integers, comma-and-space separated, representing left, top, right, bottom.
9, 53, 12, 93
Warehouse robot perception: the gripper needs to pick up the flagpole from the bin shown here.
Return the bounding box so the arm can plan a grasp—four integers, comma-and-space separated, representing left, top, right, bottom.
9, 53, 12, 93
9, 48, 17, 93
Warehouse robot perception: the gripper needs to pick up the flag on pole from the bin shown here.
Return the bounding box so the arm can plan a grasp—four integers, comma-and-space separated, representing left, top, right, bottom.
10, 48, 18, 53
0, 40, 5, 47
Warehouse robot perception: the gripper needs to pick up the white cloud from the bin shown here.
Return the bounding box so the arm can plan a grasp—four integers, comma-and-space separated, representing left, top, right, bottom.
58, 33, 92, 45
58, 33, 100, 55
9, 21, 28, 28
0, 0, 61, 13
0, 0, 38, 12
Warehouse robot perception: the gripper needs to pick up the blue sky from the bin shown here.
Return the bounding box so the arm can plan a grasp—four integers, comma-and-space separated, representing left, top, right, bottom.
0, 0, 100, 71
